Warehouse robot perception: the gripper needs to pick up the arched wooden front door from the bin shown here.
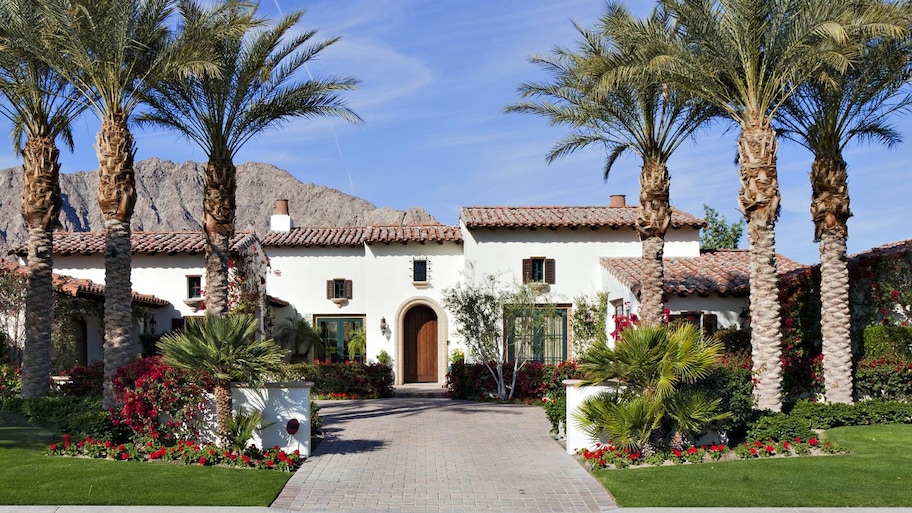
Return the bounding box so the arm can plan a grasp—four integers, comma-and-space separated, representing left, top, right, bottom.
403, 305, 438, 383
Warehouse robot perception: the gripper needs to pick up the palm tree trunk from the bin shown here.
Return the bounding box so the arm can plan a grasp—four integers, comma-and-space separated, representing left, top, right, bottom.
20, 137, 61, 399
636, 161, 671, 325
811, 155, 853, 404
203, 156, 237, 316
96, 115, 138, 409
214, 381, 232, 446
738, 124, 783, 412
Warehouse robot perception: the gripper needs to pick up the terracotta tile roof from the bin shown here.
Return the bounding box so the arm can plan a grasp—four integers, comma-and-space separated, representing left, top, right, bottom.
262, 227, 367, 247
267, 295, 290, 307
0, 261, 170, 307
10, 232, 259, 256
262, 225, 463, 247
365, 225, 463, 244
460, 206, 705, 229
849, 238, 912, 261
601, 249, 806, 297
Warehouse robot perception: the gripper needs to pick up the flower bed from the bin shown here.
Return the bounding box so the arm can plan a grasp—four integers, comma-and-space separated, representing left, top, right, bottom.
47, 434, 302, 472
578, 436, 847, 470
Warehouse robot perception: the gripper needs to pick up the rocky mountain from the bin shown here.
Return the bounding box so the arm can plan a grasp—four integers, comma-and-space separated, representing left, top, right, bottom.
0, 158, 438, 254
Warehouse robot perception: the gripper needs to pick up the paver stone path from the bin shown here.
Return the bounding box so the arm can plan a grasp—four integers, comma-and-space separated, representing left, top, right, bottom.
272, 396, 617, 513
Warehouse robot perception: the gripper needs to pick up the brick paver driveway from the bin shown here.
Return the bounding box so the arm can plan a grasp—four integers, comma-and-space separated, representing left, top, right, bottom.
272, 396, 617, 513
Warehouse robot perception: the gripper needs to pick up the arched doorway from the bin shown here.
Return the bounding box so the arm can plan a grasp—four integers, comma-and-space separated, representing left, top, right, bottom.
403, 305, 438, 383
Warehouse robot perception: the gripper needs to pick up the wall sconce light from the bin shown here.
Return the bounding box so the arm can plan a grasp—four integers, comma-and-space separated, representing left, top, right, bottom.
149, 316, 157, 334
380, 317, 388, 335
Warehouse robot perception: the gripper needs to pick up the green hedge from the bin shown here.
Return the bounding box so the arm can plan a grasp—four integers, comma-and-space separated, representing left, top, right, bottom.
861, 325, 912, 360
789, 398, 912, 429
855, 358, 912, 401
283, 362, 394, 399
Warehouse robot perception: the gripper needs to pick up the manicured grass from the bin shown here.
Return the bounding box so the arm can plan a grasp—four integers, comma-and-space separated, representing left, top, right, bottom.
0, 411, 292, 506
593, 424, 912, 507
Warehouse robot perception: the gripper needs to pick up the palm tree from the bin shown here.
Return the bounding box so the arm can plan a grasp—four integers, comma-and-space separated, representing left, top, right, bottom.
158, 313, 286, 445
507, 4, 715, 325
777, 28, 912, 404
273, 314, 321, 361
575, 323, 727, 453
0, 0, 86, 398
629, 0, 905, 411
139, 2, 361, 316
34, 0, 227, 407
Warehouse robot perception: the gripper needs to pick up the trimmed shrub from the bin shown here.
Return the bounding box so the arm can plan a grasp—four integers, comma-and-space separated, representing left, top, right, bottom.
861, 324, 912, 360
855, 358, 912, 401
12, 396, 123, 441
685, 356, 756, 434
746, 411, 816, 443
445, 361, 581, 401
789, 398, 912, 428
284, 361, 394, 399
57, 361, 104, 397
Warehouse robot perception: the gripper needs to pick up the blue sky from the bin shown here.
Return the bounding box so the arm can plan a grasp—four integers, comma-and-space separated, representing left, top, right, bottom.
2, 0, 910, 265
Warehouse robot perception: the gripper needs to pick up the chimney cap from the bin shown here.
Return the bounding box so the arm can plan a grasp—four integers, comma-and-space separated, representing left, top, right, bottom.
275, 199, 289, 215
609, 194, 626, 208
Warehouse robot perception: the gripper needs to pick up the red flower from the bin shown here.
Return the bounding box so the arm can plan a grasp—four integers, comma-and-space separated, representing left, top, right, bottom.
104, 441, 113, 448
49, 443, 58, 451
783, 441, 790, 449
209, 449, 216, 456
749, 448, 758, 456
765, 445, 775, 454
198, 457, 208, 465
121, 453, 129, 460
63, 434, 71, 448
673, 449, 682, 458
241, 455, 251, 465
754, 440, 763, 447
809, 437, 818, 446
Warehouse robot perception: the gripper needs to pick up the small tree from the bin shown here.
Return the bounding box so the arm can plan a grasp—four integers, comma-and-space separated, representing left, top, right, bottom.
575, 323, 729, 453
158, 314, 286, 445
699, 205, 744, 250
443, 274, 554, 400
570, 292, 609, 356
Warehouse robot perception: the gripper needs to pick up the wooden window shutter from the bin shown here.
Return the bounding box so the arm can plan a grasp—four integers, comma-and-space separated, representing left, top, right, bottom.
522, 258, 532, 283
545, 259, 556, 284
702, 313, 718, 336
326, 280, 334, 299
344, 279, 353, 299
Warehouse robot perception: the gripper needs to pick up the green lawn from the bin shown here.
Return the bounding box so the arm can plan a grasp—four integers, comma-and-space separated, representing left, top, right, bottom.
595, 424, 912, 507
0, 411, 292, 506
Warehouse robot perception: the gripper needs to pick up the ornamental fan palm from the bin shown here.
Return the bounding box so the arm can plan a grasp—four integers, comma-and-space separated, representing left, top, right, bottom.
158, 313, 286, 445
506, 3, 715, 324
621, 0, 906, 411
31, 0, 230, 408
0, 0, 87, 399
777, 15, 912, 404
575, 323, 728, 452
139, 1, 361, 316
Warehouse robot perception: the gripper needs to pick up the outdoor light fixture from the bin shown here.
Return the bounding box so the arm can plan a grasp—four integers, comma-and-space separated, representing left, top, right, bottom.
380, 317, 388, 334
149, 316, 157, 334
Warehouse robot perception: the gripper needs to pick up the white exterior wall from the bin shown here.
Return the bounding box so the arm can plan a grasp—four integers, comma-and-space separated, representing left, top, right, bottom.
365, 242, 464, 382
665, 295, 749, 331
267, 245, 367, 322
461, 223, 633, 302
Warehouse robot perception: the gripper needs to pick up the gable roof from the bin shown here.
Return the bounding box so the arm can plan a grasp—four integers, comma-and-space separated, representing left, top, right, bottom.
261, 224, 463, 247
0, 261, 169, 307
601, 249, 806, 297
460, 206, 705, 229
10, 231, 260, 257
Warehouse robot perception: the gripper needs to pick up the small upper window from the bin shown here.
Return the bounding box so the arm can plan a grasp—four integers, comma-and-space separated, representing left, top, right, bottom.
187, 276, 202, 298
326, 279, 353, 300
413, 259, 428, 282
522, 258, 555, 284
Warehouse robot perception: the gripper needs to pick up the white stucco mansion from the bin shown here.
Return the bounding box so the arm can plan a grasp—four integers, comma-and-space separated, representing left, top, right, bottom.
9, 195, 804, 385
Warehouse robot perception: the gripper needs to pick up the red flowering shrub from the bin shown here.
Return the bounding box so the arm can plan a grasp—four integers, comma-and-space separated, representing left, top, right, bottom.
445, 360, 582, 401
58, 362, 104, 397
110, 356, 213, 444
285, 361, 393, 398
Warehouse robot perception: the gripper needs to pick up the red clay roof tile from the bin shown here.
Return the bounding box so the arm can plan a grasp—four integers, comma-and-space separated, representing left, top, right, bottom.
10, 232, 259, 256
601, 249, 806, 297
460, 206, 705, 229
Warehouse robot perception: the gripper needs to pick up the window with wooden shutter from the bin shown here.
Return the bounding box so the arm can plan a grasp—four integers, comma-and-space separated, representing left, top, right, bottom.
544, 259, 555, 284
326, 280, 334, 299
523, 257, 554, 284
344, 279, 353, 299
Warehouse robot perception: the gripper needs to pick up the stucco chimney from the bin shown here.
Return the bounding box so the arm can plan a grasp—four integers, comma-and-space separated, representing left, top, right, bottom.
270, 199, 293, 232
609, 194, 626, 208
